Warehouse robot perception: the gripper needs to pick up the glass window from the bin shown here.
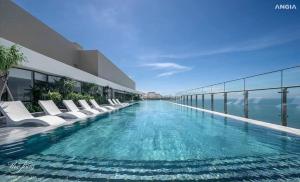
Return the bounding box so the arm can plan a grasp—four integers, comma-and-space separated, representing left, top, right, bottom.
98, 86, 103, 95
184, 95, 188, 105
34, 72, 47, 82
8, 68, 33, 101
195, 88, 203, 95
283, 67, 300, 87
248, 89, 281, 125
212, 83, 224, 93
9, 68, 32, 79
34, 72, 48, 93
225, 79, 244, 92
287, 87, 300, 129
193, 95, 199, 108
245, 72, 281, 90
191, 95, 197, 107
187, 95, 192, 106
197, 95, 203, 108
204, 94, 211, 110
48, 76, 61, 83
181, 96, 185, 105
227, 92, 244, 117
214, 93, 224, 113
74, 81, 81, 93
48, 76, 62, 91
203, 87, 212, 94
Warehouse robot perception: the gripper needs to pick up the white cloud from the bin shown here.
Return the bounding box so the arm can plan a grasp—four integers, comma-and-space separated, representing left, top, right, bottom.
142, 62, 192, 77
157, 71, 179, 77
143, 62, 189, 70
139, 29, 300, 60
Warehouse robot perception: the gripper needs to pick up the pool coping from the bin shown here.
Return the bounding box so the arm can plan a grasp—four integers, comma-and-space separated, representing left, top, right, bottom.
170, 102, 300, 136
0, 102, 138, 146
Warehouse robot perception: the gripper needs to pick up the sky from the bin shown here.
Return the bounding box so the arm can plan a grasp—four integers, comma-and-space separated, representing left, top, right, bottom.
14, 0, 300, 95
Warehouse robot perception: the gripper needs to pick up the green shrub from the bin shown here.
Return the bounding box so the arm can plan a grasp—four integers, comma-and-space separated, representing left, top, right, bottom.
82, 94, 94, 101
52, 78, 76, 97
64, 80, 76, 94
24, 102, 43, 113
66, 92, 81, 102
94, 94, 106, 104
65, 92, 93, 104
48, 91, 62, 104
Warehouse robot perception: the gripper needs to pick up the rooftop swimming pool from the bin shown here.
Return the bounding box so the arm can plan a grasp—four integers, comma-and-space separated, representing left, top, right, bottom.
0, 101, 300, 181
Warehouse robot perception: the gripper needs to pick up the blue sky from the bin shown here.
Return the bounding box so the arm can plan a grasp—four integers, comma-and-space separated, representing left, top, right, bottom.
14, 0, 300, 95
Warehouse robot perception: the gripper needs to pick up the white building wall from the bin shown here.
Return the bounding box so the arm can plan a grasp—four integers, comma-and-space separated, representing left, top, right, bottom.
0, 37, 140, 94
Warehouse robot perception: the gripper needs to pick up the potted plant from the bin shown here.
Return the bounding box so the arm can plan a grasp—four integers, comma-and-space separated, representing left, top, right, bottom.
0, 45, 26, 100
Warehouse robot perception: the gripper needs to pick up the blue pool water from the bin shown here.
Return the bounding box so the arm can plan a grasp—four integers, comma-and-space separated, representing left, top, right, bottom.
0, 101, 300, 181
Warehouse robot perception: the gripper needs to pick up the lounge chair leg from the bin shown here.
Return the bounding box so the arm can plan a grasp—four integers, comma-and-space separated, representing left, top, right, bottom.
6, 84, 14, 101
0, 80, 14, 101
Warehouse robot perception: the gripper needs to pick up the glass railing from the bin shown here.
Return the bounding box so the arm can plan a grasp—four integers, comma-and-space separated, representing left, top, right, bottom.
174, 66, 300, 129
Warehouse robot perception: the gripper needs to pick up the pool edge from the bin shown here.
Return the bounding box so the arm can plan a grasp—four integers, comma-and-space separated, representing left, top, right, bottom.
170, 101, 300, 136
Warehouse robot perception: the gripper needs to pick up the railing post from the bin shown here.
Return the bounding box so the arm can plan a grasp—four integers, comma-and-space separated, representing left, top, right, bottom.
186, 95, 188, 105
202, 94, 204, 108
224, 92, 227, 114
195, 95, 198, 107
211, 93, 214, 111
187, 95, 189, 105
281, 88, 288, 126
244, 90, 249, 118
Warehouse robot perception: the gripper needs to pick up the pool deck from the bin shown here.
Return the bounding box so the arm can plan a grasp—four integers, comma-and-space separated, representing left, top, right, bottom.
0, 103, 136, 145
170, 102, 300, 136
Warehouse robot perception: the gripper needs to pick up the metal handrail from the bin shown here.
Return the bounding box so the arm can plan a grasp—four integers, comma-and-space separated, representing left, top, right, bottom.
179, 85, 300, 96
177, 65, 300, 95
175, 65, 300, 128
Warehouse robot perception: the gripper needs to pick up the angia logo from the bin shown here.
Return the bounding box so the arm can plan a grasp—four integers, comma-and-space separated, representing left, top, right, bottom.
275, 4, 297, 10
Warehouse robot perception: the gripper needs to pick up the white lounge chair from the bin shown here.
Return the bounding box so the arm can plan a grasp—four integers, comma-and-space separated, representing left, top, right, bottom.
0, 101, 66, 126
90, 99, 113, 112
104, 105, 117, 110
112, 99, 119, 105
38, 100, 87, 119
114, 99, 127, 106
116, 99, 129, 106
112, 99, 124, 106
63, 100, 97, 115
108, 99, 122, 107
78, 100, 102, 114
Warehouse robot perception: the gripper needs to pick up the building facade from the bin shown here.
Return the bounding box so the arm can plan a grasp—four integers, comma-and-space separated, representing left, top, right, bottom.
0, 0, 139, 104
143, 92, 163, 100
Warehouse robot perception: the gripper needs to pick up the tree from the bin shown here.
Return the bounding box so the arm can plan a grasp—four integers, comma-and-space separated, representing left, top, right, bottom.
0, 45, 26, 100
